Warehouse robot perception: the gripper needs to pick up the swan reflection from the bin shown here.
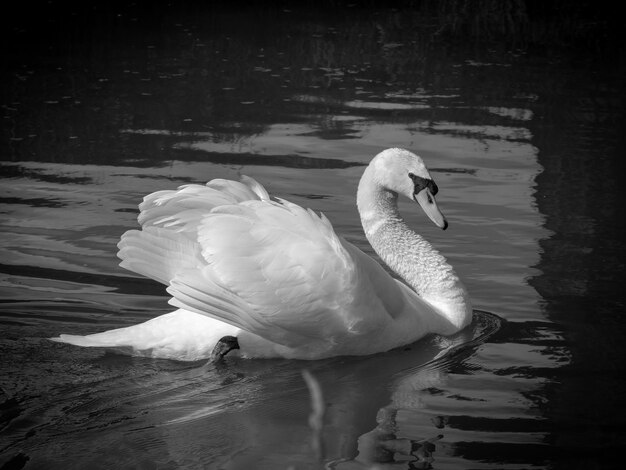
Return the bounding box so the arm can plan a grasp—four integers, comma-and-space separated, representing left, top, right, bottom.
322, 311, 499, 469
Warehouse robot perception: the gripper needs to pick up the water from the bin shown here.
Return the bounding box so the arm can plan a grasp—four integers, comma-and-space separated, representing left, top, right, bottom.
1, 4, 625, 469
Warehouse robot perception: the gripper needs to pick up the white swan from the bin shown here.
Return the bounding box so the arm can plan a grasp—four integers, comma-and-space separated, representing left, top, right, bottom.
51, 148, 472, 361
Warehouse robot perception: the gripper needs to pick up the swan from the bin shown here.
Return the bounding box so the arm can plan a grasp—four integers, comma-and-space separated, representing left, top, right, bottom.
51, 148, 472, 361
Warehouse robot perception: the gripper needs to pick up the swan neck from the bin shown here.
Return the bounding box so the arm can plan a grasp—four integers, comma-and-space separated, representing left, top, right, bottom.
357, 182, 429, 292
357, 165, 471, 332
357, 165, 432, 290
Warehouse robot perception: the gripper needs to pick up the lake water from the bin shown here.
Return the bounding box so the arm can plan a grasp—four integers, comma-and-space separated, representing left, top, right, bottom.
1, 4, 625, 469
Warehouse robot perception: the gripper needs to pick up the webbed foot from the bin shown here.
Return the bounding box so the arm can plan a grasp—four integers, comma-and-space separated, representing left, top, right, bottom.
210, 335, 240, 363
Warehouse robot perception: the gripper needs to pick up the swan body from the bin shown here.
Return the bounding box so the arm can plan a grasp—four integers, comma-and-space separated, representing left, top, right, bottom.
52, 148, 472, 360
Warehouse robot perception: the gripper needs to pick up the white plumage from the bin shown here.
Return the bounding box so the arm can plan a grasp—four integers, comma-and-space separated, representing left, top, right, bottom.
52, 148, 473, 360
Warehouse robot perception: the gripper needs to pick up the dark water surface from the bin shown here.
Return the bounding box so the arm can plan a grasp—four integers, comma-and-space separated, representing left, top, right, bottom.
2, 3, 625, 469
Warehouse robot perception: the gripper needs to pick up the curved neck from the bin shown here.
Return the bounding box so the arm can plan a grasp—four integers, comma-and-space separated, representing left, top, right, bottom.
357, 164, 471, 332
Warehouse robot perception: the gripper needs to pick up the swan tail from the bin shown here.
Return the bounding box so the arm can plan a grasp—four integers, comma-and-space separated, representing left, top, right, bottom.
49, 331, 191, 360
50, 310, 240, 360
50, 327, 135, 348
50, 333, 112, 348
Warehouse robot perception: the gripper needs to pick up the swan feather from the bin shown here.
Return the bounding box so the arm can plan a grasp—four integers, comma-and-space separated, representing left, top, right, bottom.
162, 196, 398, 349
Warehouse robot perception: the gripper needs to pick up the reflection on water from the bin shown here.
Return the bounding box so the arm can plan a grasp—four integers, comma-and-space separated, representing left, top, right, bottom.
1, 3, 625, 469
327, 311, 500, 470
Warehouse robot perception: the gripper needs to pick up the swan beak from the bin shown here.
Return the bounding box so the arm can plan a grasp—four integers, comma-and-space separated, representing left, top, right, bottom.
414, 188, 448, 230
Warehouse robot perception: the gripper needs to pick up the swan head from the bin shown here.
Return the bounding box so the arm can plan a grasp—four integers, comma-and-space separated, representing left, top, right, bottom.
371, 148, 448, 230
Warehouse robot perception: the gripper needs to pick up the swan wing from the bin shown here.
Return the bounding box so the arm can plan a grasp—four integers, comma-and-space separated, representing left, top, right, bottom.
118, 177, 268, 284
169, 198, 400, 348
118, 177, 402, 349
